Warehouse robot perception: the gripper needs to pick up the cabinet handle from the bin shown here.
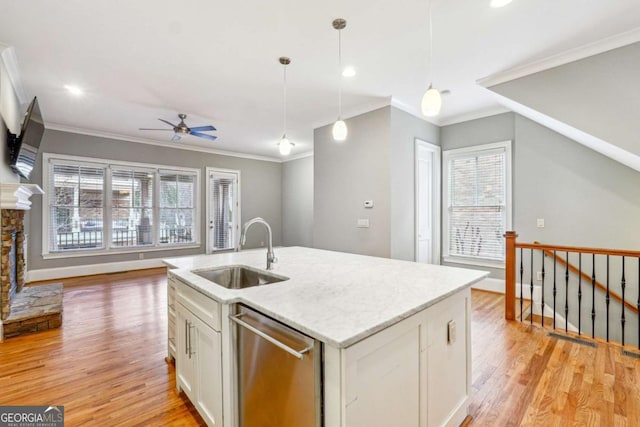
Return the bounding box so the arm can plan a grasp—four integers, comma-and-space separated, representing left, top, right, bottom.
189, 323, 196, 358
184, 320, 189, 355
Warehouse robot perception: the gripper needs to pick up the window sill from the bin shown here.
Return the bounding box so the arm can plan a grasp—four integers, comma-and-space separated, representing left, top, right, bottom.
443, 256, 505, 270
42, 243, 201, 260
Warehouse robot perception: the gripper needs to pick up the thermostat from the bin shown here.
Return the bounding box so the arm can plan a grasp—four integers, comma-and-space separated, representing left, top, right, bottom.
364, 200, 374, 208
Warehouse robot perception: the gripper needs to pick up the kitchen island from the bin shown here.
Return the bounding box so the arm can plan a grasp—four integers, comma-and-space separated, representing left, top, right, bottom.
165, 247, 488, 427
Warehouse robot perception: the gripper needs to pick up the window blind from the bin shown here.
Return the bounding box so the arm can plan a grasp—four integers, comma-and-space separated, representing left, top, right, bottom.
111, 167, 154, 247
49, 163, 105, 251
210, 173, 237, 250
447, 148, 506, 261
159, 172, 196, 244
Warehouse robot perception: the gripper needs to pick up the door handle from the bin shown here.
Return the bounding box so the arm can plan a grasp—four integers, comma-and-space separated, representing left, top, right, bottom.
188, 323, 195, 358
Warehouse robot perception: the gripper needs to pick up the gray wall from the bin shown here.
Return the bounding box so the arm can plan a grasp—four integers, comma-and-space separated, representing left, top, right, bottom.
282, 155, 313, 247
491, 42, 640, 157
29, 129, 283, 270
313, 107, 391, 257
440, 112, 515, 279
389, 106, 440, 261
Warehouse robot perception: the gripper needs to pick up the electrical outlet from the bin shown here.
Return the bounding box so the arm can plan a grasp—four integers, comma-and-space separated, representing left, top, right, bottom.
537, 218, 545, 228
139, 253, 144, 260
260, 241, 264, 247
537, 271, 542, 281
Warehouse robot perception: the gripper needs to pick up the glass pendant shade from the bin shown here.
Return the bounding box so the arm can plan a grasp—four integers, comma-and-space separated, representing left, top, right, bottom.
421, 85, 442, 117
332, 119, 348, 141
279, 136, 293, 155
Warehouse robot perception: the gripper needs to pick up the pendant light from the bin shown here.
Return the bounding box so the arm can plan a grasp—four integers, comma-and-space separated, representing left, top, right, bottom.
332, 18, 348, 141
278, 56, 294, 156
421, 0, 442, 117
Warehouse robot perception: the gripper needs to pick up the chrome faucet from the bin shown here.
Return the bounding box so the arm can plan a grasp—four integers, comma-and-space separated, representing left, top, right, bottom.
240, 217, 277, 270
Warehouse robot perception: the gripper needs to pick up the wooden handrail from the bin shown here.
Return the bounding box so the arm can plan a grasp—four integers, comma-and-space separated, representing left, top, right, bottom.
504, 231, 640, 322
534, 244, 639, 315
515, 242, 640, 258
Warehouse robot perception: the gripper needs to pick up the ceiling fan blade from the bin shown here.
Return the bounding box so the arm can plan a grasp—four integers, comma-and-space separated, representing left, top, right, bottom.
139, 128, 175, 131
189, 125, 216, 132
158, 118, 178, 128
190, 131, 218, 141
171, 134, 182, 142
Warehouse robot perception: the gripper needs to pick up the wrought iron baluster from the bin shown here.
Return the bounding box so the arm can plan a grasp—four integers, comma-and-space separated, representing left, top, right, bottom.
565, 251, 569, 333
530, 249, 534, 325
591, 254, 596, 339
541, 250, 545, 327
520, 248, 524, 322
621, 256, 626, 346
578, 254, 582, 336
606, 255, 610, 342
553, 250, 557, 329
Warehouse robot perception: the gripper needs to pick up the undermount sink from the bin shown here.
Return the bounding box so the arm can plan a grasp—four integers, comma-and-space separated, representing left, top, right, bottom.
192, 265, 289, 289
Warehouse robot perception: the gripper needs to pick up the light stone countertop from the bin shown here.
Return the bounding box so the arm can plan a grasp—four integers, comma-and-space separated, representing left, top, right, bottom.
165, 246, 489, 348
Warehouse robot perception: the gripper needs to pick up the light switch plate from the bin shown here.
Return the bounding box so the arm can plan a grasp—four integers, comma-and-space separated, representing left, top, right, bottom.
447, 320, 456, 344
364, 200, 374, 208
357, 219, 370, 228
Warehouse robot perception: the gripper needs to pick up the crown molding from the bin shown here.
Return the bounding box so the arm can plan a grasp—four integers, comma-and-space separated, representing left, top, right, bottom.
0, 44, 29, 105
390, 98, 439, 126
478, 27, 640, 88
438, 105, 511, 127
491, 92, 640, 173
44, 123, 285, 163
282, 151, 314, 162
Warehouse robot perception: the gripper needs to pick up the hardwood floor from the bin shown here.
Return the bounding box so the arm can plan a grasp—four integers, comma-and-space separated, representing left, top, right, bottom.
0, 268, 203, 426
469, 290, 640, 426
2, 270, 639, 426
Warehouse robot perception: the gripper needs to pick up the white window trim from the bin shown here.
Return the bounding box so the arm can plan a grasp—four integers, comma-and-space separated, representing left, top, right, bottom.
42, 152, 201, 258
442, 140, 512, 269
205, 167, 241, 254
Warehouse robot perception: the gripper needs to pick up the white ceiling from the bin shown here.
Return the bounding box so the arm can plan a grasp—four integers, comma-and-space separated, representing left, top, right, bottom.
1, 0, 639, 160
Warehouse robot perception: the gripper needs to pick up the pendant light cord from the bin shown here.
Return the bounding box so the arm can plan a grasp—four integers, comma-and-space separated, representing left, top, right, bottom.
283, 63, 287, 137
428, 0, 433, 79
338, 28, 342, 118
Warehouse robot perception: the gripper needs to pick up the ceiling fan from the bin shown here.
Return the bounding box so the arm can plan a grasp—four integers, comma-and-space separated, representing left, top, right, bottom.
139, 113, 217, 142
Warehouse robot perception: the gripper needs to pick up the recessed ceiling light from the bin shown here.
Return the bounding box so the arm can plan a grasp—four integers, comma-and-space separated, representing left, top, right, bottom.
490, 0, 513, 7
342, 66, 356, 78
64, 85, 84, 96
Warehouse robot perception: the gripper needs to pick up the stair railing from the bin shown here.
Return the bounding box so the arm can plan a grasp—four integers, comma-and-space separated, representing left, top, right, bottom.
505, 231, 640, 348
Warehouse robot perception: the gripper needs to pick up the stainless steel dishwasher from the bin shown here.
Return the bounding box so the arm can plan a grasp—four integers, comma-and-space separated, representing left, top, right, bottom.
230, 304, 322, 427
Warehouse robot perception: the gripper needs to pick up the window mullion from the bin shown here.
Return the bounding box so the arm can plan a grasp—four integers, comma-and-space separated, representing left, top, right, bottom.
105, 167, 112, 250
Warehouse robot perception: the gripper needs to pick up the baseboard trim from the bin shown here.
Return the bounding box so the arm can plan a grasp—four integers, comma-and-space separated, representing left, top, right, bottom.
27, 258, 166, 282
471, 278, 504, 294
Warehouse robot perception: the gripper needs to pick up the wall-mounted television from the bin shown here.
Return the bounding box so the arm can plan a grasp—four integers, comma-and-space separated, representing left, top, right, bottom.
8, 96, 45, 181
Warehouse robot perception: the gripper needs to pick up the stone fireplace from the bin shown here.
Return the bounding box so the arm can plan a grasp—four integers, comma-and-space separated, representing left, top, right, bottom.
1, 209, 25, 320
0, 183, 63, 341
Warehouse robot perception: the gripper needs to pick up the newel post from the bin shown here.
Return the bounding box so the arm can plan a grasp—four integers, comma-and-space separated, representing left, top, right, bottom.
504, 231, 518, 321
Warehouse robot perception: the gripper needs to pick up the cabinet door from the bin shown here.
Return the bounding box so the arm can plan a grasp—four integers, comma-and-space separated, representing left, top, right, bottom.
192, 315, 224, 427
425, 290, 470, 427
176, 304, 196, 400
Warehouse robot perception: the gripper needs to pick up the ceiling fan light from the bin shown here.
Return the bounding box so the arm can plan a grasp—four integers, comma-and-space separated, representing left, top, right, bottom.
332, 119, 348, 141
421, 86, 442, 117
279, 136, 293, 156
490, 0, 513, 8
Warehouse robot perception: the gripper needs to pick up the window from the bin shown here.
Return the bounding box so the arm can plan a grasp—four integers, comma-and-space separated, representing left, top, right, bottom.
44, 154, 200, 257
160, 172, 197, 245
443, 141, 512, 267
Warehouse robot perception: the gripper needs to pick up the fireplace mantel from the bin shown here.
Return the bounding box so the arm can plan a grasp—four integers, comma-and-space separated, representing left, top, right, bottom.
0, 183, 44, 210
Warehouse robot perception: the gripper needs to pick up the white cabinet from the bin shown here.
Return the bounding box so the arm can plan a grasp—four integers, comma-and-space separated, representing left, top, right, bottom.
174, 276, 224, 427
325, 287, 471, 427
167, 277, 177, 360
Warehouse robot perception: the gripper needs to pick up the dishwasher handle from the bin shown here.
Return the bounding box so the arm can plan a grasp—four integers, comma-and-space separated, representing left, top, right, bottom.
230, 313, 313, 360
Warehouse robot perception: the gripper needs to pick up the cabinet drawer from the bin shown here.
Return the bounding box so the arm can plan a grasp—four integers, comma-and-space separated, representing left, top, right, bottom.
176, 280, 221, 332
